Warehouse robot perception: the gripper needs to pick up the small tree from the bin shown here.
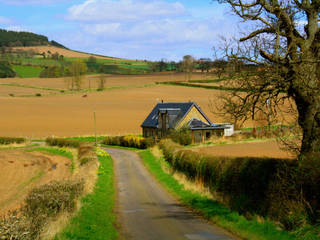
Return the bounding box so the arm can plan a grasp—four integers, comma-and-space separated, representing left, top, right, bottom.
71, 60, 87, 90
182, 55, 195, 81
97, 74, 107, 90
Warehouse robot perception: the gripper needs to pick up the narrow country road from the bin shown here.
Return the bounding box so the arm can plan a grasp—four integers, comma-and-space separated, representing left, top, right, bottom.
105, 148, 237, 240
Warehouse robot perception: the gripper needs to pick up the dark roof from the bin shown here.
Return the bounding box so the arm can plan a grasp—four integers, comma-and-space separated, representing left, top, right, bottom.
141, 102, 211, 129
188, 118, 210, 128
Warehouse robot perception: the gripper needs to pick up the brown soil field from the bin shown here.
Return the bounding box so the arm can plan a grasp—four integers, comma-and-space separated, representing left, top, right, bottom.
0, 82, 294, 138
0, 85, 54, 97
0, 149, 72, 215
193, 140, 295, 159
13, 46, 116, 59
0, 73, 197, 90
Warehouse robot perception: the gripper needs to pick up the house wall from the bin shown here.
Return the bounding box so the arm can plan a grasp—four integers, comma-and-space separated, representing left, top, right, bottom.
192, 129, 224, 143
177, 106, 210, 129
143, 127, 158, 138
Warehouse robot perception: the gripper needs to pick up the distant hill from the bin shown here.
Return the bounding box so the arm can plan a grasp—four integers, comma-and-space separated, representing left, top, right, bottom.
0, 29, 67, 49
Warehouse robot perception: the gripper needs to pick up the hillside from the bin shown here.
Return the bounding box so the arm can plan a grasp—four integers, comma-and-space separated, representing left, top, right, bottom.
0, 29, 66, 48
13, 46, 116, 59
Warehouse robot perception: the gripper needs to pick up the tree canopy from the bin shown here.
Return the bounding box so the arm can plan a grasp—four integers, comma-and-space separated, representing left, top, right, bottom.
215, 0, 320, 155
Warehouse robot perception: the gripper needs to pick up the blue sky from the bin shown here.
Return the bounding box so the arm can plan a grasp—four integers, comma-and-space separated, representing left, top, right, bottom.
0, 0, 241, 61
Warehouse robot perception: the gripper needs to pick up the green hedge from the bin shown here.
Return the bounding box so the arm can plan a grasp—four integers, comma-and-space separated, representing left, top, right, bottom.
159, 139, 320, 231
0, 137, 25, 145
101, 135, 155, 149
46, 137, 81, 148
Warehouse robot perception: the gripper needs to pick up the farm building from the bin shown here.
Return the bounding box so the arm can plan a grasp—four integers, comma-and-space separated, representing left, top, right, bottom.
141, 102, 233, 143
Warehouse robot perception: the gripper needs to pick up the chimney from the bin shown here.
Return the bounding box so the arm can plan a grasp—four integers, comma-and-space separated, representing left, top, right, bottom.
161, 99, 163, 103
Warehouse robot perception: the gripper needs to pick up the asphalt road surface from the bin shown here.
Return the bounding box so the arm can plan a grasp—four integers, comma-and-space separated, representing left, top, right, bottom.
105, 148, 237, 240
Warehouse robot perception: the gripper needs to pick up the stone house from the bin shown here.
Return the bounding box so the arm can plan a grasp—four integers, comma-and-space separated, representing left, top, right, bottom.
141, 102, 233, 143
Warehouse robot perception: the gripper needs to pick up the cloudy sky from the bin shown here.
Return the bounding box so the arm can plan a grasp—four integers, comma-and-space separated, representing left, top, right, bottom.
0, 0, 240, 61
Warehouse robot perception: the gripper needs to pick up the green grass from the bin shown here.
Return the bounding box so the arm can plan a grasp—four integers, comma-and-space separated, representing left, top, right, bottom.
139, 150, 300, 240
54, 153, 118, 240
13, 64, 43, 78
27, 147, 75, 172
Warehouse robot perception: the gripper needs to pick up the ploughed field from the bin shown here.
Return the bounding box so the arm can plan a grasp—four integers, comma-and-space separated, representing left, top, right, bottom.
193, 140, 295, 159
0, 149, 71, 215
0, 73, 295, 138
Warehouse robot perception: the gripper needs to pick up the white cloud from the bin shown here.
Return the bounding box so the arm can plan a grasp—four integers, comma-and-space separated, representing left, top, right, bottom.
59, 0, 238, 60
68, 0, 187, 22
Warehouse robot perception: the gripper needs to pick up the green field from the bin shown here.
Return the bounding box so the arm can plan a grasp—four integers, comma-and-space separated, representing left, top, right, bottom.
13, 65, 43, 78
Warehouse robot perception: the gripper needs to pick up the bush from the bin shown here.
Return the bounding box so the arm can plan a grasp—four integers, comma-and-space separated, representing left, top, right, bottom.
101, 135, 155, 149
0, 136, 25, 145
46, 137, 80, 148
0, 180, 84, 240
0, 60, 16, 78
168, 127, 192, 145
158, 139, 320, 230
78, 143, 96, 165
23, 180, 84, 239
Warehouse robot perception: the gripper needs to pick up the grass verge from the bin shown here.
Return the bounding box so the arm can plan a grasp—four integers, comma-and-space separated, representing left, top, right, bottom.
139, 149, 298, 240
54, 153, 118, 240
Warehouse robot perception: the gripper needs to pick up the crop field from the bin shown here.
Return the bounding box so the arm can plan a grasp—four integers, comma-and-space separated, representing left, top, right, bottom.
0, 148, 72, 215
192, 140, 295, 159
0, 85, 55, 97
0, 72, 196, 91
0, 74, 295, 138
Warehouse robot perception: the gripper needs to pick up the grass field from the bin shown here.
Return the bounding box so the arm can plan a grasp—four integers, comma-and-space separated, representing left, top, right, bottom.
13, 65, 43, 78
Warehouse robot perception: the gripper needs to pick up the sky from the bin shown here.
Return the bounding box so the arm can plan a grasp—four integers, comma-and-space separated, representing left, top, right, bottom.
0, 0, 241, 61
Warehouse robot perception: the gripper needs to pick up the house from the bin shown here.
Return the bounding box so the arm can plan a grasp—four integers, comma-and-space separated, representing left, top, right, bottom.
141, 102, 233, 143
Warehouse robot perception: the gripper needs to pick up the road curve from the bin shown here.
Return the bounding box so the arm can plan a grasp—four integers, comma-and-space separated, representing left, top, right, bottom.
105, 148, 237, 240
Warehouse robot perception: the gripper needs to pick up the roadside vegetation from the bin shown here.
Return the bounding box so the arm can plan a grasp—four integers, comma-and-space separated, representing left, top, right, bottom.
0, 139, 117, 240
54, 149, 118, 240
153, 139, 320, 239
139, 147, 319, 240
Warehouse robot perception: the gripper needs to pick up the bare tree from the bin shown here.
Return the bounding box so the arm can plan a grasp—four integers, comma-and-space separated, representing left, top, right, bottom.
71, 59, 88, 90
214, 0, 320, 156
182, 55, 195, 81
97, 74, 107, 90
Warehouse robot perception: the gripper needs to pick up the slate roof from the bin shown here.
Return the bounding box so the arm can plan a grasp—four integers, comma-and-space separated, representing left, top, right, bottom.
141, 102, 212, 129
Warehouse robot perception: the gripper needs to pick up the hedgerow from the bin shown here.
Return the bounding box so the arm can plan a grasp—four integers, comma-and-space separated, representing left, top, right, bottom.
0, 137, 25, 145
46, 137, 80, 148
159, 139, 320, 231
101, 135, 155, 149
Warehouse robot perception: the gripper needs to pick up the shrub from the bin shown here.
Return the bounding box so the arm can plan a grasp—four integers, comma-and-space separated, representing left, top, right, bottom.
78, 143, 96, 165
0, 136, 25, 145
46, 137, 80, 148
0, 211, 31, 240
0, 60, 16, 78
101, 135, 155, 149
168, 127, 192, 145
0, 180, 84, 240
35, 93, 41, 97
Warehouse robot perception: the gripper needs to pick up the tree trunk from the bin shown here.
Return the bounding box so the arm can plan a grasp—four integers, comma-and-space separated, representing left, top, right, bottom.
295, 95, 320, 155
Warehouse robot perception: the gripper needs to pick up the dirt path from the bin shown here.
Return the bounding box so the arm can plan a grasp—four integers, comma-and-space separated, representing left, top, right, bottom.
106, 148, 236, 240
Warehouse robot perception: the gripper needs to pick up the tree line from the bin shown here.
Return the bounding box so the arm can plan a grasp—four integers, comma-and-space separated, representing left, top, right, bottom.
0, 29, 66, 48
